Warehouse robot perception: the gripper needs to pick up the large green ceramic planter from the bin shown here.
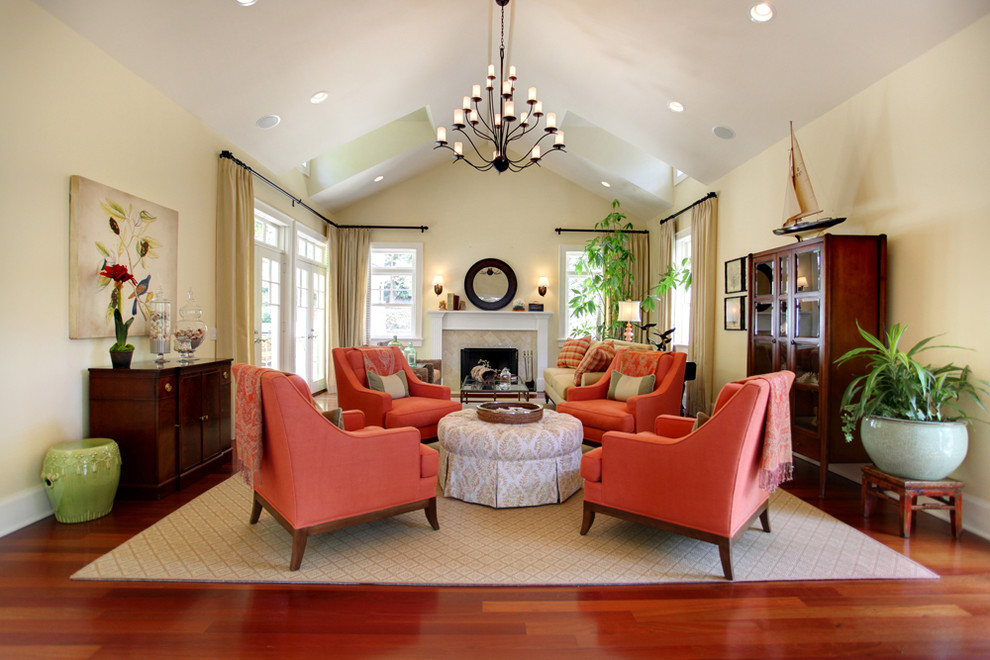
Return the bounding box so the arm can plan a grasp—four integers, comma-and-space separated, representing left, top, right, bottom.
860, 416, 968, 481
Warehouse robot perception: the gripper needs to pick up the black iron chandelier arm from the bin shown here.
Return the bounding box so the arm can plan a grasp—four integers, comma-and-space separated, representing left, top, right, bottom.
455, 127, 494, 163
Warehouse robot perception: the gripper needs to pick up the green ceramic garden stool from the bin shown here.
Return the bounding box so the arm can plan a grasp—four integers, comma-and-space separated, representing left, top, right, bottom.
41, 438, 121, 523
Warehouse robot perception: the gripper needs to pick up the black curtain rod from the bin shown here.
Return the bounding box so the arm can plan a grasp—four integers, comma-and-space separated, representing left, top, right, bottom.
554, 227, 650, 235
659, 191, 717, 225
219, 150, 429, 232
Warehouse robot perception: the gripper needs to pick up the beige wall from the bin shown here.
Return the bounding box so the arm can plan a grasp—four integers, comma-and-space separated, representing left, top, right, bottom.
333, 162, 651, 357
679, 14, 990, 503
0, 0, 324, 524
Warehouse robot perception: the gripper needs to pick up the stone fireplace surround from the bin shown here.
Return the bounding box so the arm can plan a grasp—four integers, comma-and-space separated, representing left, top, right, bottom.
427, 311, 551, 392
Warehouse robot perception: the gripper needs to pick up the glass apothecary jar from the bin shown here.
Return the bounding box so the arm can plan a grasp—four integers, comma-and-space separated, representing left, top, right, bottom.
148, 287, 171, 363
174, 288, 207, 362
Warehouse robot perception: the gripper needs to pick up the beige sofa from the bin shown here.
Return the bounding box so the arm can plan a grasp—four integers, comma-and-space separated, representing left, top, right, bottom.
544, 339, 656, 406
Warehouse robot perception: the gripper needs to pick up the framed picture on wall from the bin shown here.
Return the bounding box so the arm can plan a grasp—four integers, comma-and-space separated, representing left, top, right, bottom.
724, 296, 746, 331
725, 257, 746, 294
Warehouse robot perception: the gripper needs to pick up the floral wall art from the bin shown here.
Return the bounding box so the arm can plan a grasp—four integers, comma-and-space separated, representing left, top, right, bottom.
69, 175, 178, 340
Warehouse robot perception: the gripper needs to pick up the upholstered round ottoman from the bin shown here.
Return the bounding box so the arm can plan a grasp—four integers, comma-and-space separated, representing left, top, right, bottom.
437, 408, 583, 508
41, 438, 121, 523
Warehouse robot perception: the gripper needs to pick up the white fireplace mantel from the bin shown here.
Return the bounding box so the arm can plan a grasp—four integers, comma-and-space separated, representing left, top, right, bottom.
428, 310, 552, 390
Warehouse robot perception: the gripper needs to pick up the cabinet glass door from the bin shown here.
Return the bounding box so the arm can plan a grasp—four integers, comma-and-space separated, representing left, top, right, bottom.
752, 259, 774, 337
795, 248, 822, 292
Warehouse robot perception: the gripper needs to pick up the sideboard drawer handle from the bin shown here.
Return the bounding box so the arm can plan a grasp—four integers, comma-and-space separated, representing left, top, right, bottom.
201, 415, 209, 421
165, 383, 173, 393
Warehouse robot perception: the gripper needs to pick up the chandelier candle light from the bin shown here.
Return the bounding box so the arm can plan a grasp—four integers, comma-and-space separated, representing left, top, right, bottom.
435, 0, 565, 173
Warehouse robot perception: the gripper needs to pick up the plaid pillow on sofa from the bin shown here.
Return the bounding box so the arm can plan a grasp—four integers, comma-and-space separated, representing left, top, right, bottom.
573, 341, 616, 385
556, 336, 591, 368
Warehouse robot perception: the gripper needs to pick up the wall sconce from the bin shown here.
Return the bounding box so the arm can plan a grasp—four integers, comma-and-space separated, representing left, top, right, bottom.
538, 276, 549, 297
617, 299, 641, 343
433, 275, 444, 296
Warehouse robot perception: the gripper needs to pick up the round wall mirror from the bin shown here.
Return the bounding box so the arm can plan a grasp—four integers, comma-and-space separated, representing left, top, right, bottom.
463, 258, 517, 310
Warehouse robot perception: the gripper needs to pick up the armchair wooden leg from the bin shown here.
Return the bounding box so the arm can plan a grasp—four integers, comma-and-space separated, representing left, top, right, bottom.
718, 541, 734, 581
580, 502, 596, 535
759, 507, 771, 533
249, 494, 263, 525
425, 497, 440, 530
289, 530, 309, 571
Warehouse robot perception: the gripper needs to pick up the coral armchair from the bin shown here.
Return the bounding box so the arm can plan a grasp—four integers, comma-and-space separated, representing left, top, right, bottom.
249, 368, 440, 570
332, 346, 461, 441
579, 372, 794, 580
557, 349, 687, 444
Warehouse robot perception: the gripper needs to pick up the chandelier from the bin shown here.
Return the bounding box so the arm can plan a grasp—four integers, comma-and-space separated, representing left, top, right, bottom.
434, 0, 565, 173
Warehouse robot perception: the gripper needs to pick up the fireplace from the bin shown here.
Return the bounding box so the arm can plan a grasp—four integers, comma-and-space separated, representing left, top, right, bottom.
460, 347, 518, 385
427, 310, 552, 391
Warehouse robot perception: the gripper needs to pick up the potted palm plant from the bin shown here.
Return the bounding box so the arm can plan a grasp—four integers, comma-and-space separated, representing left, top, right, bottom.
836, 323, 988, 480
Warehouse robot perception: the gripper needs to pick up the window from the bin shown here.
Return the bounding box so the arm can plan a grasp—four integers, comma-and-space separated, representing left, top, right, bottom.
670, 227, 692, 348
558, 245, 600, 340
367, 242, 423, 345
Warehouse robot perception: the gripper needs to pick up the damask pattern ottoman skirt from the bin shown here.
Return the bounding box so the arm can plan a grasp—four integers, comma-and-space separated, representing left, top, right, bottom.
438, 408, 583, 508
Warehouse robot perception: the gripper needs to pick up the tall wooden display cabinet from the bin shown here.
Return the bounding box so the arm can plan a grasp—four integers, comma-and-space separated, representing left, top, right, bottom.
747, 234, 887, 496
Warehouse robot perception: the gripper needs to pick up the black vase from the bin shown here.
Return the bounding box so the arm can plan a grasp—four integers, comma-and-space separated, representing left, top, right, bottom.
109, 350, 134, 369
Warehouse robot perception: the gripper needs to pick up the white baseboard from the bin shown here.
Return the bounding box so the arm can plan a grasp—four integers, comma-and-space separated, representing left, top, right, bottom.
0, 485, 53, 538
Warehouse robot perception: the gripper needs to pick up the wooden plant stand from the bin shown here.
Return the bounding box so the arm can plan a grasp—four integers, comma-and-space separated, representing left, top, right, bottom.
861, 464, 963, 539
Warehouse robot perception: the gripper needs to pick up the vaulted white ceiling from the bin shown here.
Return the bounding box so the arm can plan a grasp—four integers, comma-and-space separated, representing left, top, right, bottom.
33, 0, 990, 218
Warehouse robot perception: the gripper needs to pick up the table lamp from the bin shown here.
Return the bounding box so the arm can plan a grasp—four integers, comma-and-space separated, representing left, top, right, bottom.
617, 300, 641, 342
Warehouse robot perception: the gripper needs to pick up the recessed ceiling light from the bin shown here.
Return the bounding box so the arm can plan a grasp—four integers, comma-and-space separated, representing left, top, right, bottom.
667, 101, 684, 113
600, 181, 611, 188
310, 91, 329, 104
255, 114, 280, 129
373, 175, 384, 183
713, 125, 736, 140
749, 2, 774, 22
235, 0, 257, 6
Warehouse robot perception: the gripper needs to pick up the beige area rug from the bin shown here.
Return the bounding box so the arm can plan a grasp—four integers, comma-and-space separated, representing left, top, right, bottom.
72, 477, 936, 585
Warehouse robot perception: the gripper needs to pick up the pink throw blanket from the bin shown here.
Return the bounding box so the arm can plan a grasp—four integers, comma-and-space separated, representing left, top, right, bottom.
741, 370, 796, 493
231, 363, 266, 487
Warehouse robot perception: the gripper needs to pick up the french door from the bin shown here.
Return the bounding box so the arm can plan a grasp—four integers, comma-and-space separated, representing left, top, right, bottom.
294, 262, 327, 392
254, 202, 329, 393
254, 247, 284, 369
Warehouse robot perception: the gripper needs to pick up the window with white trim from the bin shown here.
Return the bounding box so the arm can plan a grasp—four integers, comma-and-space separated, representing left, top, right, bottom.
670, 227, 692, 348
367, 242, 423, 345
558, 245, 601, 340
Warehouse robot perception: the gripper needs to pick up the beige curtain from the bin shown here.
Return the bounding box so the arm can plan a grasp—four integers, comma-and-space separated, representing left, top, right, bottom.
686, 196, 718, 416
654, 219, 675, 334
335, 228, 370, 347
216, 157, 255, 364
628, 232, 651, 344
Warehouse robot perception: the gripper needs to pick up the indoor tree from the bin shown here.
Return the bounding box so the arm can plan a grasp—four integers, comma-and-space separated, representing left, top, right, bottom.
569, 200, 691, 340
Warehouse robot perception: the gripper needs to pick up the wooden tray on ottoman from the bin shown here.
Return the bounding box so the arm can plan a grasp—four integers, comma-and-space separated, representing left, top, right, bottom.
476, 402, 543, 424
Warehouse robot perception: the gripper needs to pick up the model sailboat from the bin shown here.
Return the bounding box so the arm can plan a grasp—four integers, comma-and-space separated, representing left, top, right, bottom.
773, 121, 845, 239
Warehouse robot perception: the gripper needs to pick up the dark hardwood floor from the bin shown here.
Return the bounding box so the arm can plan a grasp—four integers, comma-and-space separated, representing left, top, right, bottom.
2, 456, 988, 658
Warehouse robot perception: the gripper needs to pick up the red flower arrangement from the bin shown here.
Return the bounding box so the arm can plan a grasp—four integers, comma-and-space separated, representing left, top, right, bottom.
100, 263, 136, 351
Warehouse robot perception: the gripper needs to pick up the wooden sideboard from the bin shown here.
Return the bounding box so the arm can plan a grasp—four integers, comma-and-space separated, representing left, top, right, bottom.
88, 358, 232, 499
